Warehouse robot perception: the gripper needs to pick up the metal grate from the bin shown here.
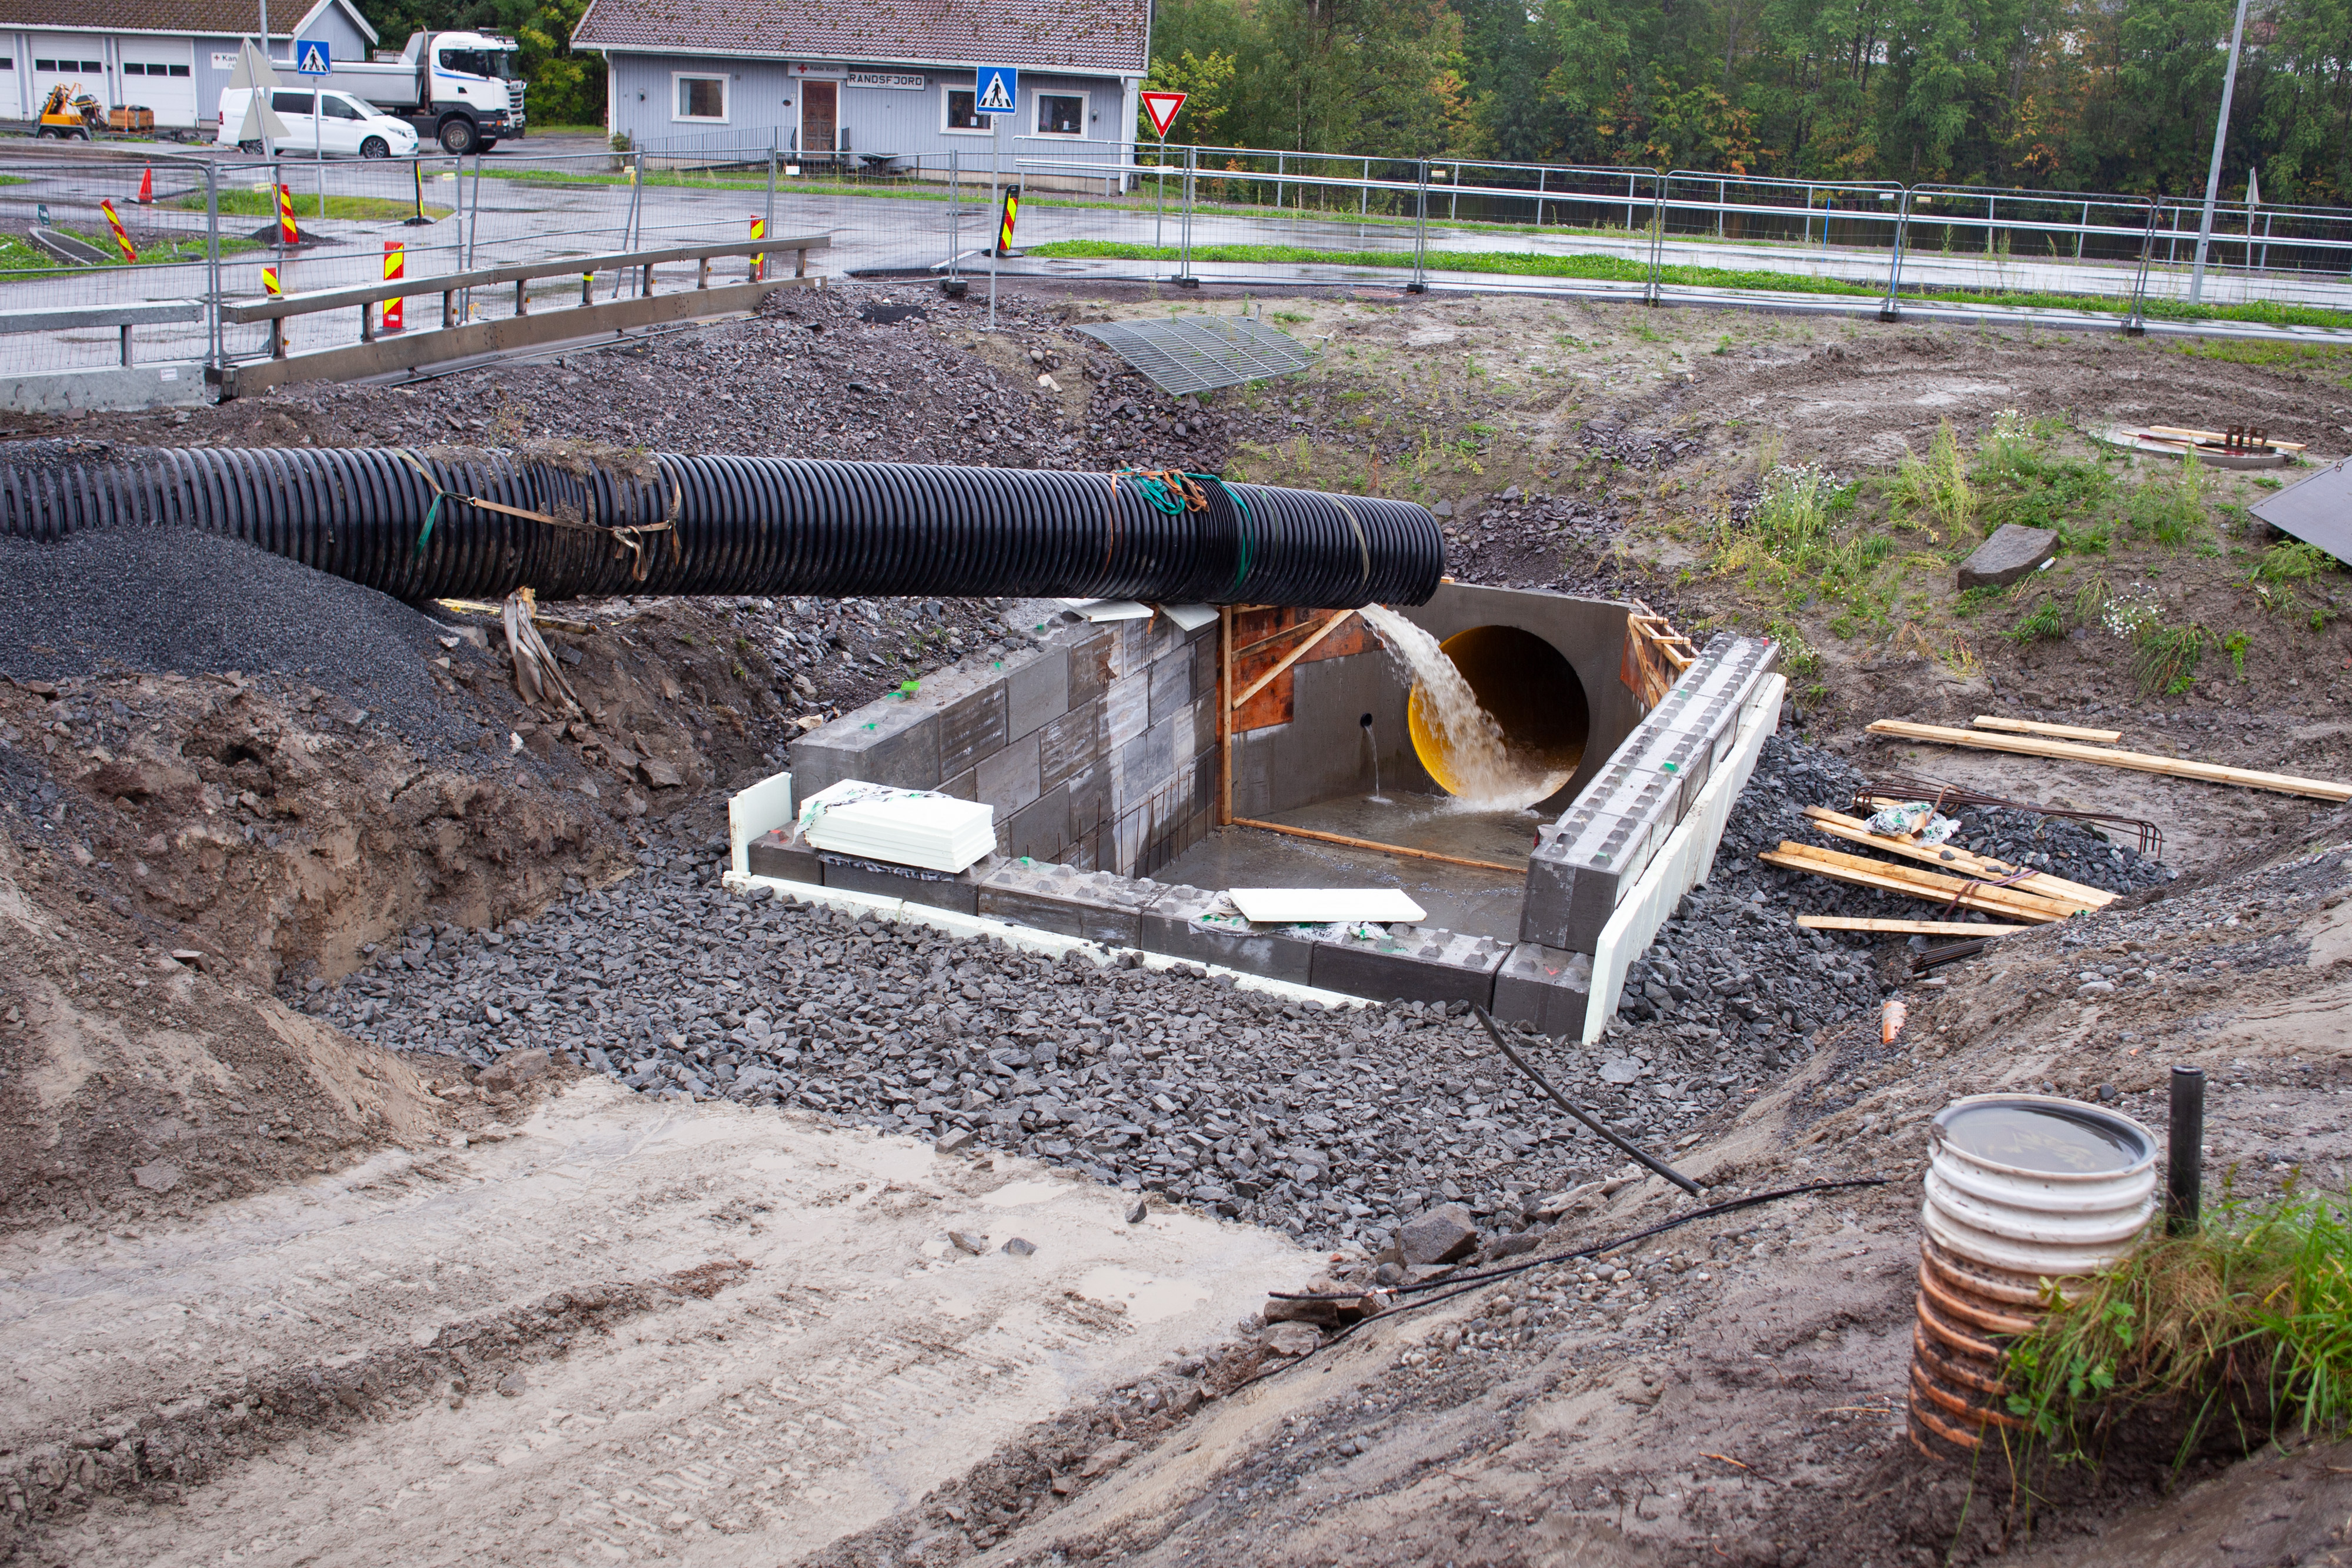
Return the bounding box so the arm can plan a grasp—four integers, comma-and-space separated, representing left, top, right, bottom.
1074, 315, 1315, 396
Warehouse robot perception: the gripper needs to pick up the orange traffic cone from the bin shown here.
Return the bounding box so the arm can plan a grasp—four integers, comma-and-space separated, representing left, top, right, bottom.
136, 165, 152, 205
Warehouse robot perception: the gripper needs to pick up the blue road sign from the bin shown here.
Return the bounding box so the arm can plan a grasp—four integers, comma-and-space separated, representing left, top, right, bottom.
295, 39, 332, 75
973, 66, 1018, 115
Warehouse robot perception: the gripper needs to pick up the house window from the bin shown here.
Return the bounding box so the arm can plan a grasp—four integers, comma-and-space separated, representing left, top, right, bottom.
943, 87, 987, 132
673, 72, 727, 122
169, 63, 189, 75
0, 58, 14, 69
123, 61, 143, 74
34, 59, 55, 71
79, 59, 100, 71
1035, 92, 1084, 136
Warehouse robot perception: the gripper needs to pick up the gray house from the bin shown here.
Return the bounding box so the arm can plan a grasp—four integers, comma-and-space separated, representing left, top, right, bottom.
571, 0, 1147, 180
0, 0, 376, 130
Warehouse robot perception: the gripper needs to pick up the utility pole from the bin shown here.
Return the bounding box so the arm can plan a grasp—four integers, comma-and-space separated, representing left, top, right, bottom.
2189, 0, 2253, 305
258, 0, 270, 63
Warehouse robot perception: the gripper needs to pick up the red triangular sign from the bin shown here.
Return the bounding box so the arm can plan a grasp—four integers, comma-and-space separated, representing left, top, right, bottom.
1141, 91, 1186, 138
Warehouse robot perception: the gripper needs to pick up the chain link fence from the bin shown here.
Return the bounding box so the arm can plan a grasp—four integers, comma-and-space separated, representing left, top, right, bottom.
0, 141, 2344, 384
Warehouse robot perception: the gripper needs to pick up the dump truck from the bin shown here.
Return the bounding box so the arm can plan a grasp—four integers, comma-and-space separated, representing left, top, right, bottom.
278, 30, 524, 155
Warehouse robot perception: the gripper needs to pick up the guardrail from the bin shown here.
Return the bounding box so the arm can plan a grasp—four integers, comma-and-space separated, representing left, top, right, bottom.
0, 300, 201, 365
221, 234, 829, 357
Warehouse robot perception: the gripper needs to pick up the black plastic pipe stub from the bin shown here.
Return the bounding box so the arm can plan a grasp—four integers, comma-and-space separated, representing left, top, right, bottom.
2167, 1065, 2205, 1235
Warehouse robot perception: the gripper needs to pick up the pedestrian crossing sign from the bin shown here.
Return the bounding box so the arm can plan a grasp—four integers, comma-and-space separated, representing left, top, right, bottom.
296, 39, 330, 75
974, 66, 1017, 115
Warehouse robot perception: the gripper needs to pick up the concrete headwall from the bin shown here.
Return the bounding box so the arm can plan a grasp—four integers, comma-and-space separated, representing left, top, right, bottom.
788, 612, 1220, 878
1230, 583, 1641, 821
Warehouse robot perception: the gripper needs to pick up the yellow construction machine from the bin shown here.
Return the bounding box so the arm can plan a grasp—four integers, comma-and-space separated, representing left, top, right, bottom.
37, 82, 105, 139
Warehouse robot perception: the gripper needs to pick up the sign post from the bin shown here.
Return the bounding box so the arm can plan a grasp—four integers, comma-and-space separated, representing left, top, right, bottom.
972, 65, 1018, 330
383, 240, 405, 332
1140, 91, 1185, 276
295, 38, 330, 220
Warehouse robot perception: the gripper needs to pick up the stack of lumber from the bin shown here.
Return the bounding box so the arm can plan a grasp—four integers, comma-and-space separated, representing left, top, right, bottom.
1763, 805, 2120, 932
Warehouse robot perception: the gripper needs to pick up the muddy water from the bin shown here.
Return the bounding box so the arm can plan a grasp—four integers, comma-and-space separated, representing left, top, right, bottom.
1357, 604, 1573, 811
1938, 1101, 2149, 1175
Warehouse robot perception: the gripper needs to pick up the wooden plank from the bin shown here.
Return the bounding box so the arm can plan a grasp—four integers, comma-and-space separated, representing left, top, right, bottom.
1865, 720, 2352, 803
1796, 915, 2036, 936
1762, 844, 2081, 922
1231, 608, 1358, 711
2143, 424, 2306, 452
1971, 715, 2124, 744
1799, 805, 2116, 907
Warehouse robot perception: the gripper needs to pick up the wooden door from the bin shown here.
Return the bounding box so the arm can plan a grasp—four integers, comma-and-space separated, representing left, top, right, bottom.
801, 81, 836, 153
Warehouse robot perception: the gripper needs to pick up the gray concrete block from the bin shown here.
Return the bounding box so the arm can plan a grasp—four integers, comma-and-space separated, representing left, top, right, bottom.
1120, 713, 1179, 800
1105, 671, 1150, 750
0, 360, 208, 414
1311, 925, 1509, 1008
1005, 646, 1071, 743
977, 859, 1157, 945
1004, 781, 1071, 862
1138, 886, 1319, 983
1521, 806, 1666, 951
1148, 646, 1194, 725
938, 766, 978, 801
1958, 524, 2059, 590
789, 697, 941, 796
1190, 630, 1219, 704
975, 730, 1041, 815
1038, 697, 1105, 793
1491, 942, 1594, 1037
1067, 760, 1111, 836
1061, 625, 1114, 709
746, 829, 823, 885
821, 854, 995, 914
934, 679, 1008, 780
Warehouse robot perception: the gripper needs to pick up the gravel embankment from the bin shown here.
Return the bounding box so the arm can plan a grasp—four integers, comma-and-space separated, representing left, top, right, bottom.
307, 736, 2167, 1252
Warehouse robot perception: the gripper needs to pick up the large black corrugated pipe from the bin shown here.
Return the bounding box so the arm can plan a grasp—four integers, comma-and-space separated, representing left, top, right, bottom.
0, 445, 1446, 608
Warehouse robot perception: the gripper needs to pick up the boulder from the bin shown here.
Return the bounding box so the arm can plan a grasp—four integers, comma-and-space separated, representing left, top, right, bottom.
1396, 1201, 1479, 1266
1957, 524, 2059, 590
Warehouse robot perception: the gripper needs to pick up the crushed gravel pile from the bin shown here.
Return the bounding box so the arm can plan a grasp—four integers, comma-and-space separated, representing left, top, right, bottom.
0, 527, 489, 760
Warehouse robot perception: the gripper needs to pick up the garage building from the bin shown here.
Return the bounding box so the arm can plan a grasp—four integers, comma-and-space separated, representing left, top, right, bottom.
0, 0, 375, 132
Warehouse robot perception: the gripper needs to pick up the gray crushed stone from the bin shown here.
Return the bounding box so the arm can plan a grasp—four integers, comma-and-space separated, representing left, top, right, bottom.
0, 529, 487, 759
303, 733, 2170, 1252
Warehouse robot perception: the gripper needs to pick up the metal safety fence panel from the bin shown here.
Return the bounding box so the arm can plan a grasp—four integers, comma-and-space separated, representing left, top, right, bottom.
0, 155, 219, 372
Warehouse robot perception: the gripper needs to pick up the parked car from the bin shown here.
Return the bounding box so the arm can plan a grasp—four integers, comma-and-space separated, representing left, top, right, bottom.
216, 88, 421, 158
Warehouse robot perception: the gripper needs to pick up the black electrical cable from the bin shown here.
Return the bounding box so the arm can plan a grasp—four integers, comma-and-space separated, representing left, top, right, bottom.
1472, 1005, 1700, 1195
0, 443, 1445, 609
1227, 1178, 1890, 1392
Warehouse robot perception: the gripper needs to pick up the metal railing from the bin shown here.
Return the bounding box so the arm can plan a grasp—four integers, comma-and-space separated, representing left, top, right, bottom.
0, 139, 2344, 386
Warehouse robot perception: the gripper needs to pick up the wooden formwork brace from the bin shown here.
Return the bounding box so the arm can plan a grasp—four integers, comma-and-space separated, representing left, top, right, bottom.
1619, 598, 1696, 709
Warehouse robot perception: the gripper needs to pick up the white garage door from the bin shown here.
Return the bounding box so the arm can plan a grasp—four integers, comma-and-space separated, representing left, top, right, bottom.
30, 34, 108, 118
116, 38, 196, 126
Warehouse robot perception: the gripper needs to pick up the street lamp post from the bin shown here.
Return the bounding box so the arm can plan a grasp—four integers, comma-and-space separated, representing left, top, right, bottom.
2188, 0, 2253, 305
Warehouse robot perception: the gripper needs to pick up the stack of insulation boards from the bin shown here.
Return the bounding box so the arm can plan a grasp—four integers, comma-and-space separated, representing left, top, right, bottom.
796, 780, 997, 874
1521, 634, 1779, 952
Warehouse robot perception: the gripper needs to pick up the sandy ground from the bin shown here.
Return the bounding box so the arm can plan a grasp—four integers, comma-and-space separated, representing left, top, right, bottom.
7, 1078, 1299, 1566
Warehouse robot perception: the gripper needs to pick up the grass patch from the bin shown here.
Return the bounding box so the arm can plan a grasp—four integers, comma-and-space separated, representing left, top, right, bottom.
175, 191, 452, 222
1027, 240, 2352, 329
2004, 1186, 2352, 1466
2123, 455, 2211, 547
1892, 421, 1976, 540
0, 226, 257, 270
2130, 621, 2207, 694
2003, 595, 2068, 642
2163, 337, 2352, 386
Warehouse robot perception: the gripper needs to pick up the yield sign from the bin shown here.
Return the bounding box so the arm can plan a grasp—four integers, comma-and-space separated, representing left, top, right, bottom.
1141, 91, 1185, 138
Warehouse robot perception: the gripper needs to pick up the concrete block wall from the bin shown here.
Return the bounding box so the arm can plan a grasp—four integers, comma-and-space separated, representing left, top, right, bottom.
787, 612, 1221, 880
1521, 633, 1778, 954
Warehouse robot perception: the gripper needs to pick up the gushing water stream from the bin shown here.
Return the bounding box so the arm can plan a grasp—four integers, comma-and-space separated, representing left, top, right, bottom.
1357, 604, 1575, 812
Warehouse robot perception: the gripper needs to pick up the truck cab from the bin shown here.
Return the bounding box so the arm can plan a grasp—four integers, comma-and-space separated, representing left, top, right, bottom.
411, 31, 524, 153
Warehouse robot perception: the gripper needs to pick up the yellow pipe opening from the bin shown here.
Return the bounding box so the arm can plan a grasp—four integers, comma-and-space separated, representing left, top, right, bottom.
1406, 624, 1589, 799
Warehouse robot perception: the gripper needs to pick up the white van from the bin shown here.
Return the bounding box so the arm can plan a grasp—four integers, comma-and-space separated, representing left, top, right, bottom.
216, 87, 420, 158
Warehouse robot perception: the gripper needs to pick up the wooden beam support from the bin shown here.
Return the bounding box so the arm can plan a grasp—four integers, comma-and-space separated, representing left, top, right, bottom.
1230, 607, 1358, 712
1795, 915, 2036, 936
1232, 817, 1523, 875
1866, 720, 2352, 803
1971, 716, 2124, 744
